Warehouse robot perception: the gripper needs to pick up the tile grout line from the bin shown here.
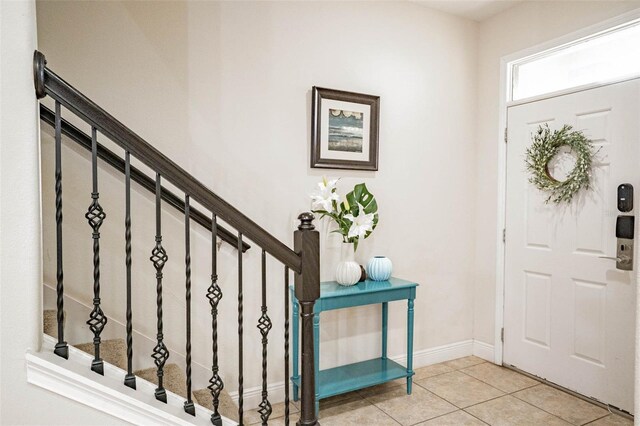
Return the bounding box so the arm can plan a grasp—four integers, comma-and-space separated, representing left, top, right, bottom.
504, 394, 575, 425
412, 380, 468, 410
461, 409, 492, 425
412, 376, 505, 413
459, 393, 514, 411
582, 413, 620, 425
415, 366, 511, 409
457, 366, 540, 394
357, 392, 408, 425
401, 367, 614, 426
509, 385, 614, 425
364, 383, 458, 425
502, 364, 633, 421
313, 358, 630, 426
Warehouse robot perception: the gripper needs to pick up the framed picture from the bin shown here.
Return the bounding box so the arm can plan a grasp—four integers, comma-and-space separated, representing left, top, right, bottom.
311, 86, 379, 171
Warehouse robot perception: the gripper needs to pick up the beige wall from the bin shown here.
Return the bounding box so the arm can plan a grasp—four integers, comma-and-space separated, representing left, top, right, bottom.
36, 0, 479, 398
0, 0, 126, 424
15, 0, 640, 418
474, 1, 640, 346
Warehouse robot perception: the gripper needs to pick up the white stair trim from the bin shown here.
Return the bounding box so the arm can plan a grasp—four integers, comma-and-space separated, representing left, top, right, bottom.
27, 336, 236, 426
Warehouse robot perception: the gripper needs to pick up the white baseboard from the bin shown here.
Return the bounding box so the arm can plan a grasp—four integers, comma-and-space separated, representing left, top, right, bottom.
472, 340, 495, 362
391, 339, 475, 368
228, 381, 288, 412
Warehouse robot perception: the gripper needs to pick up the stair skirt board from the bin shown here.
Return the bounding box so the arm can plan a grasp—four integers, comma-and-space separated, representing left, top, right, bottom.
43, 284, 220, 395
31, 335, 237, 426
44, 283, 290, 411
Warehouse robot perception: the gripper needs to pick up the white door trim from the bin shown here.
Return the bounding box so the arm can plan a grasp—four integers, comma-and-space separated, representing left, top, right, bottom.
495, 8, 640, 366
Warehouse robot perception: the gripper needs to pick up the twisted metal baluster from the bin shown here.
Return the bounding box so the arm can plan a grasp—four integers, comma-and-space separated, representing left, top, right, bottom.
284, 266, 290, 426
238, 232, 244, 425
257, 250, 273, 425
53, 101, 69, 359
184, 195, 195, 416
123, 151, 136, 389
150, 173, 169, 403
85, 127, 107, 375
207, 214, 224, 426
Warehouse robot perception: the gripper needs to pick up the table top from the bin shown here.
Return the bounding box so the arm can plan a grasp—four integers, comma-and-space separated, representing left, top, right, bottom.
291, 277, 418, 300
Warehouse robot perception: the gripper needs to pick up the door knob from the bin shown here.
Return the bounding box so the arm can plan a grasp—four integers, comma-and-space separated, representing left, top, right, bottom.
599, 256, 622, 262
599, 255, 631, 263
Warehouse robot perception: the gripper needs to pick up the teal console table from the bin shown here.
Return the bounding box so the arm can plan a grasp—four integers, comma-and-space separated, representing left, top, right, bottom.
290, 277, 418, 415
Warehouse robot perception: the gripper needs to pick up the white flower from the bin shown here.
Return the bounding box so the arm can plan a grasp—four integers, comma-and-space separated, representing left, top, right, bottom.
344, 203, 375, 239
310, 177, 340, 212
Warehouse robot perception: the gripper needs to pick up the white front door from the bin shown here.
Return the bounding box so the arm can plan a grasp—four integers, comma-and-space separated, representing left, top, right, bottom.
504, 79, 640, 413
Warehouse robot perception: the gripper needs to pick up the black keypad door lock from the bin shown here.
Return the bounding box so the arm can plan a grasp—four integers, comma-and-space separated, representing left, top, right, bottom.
618, 184, 633, 212
600, 184, 635, 270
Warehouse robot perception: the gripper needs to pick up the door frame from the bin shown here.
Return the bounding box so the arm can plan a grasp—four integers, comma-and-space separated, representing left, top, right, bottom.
495, 9, 640, 366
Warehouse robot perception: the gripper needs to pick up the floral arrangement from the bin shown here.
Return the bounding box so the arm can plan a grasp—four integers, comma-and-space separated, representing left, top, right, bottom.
310, 177, 378, 251
525, 124, 596, 204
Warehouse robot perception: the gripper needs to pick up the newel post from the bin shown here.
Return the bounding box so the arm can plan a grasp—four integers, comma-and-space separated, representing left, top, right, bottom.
33, 50, 47, 99
294, 212, 320, 426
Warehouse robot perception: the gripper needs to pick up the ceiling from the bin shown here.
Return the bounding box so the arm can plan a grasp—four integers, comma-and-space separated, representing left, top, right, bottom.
414, 0, 524, 22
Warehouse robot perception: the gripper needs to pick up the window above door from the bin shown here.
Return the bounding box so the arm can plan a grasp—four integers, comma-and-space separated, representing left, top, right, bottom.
511, 19, 640, 101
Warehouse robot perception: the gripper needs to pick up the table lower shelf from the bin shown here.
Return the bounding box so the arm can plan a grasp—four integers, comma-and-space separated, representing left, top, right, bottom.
292, 358, 409, 400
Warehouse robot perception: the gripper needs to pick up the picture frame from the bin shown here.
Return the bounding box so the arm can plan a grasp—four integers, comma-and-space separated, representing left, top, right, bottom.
311, 86, 380, 171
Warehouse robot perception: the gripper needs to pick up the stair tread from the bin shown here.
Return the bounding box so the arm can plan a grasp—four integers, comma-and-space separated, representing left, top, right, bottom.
135, 363, 188, 399
43, 309, 60, 338
192, 388, 239, 422
43, 310, 240, 422
74, 339, 128, 371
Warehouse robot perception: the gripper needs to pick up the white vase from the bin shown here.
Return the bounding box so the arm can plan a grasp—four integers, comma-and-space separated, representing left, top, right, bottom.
367, 256, 393, 281
335, 243, 361, 286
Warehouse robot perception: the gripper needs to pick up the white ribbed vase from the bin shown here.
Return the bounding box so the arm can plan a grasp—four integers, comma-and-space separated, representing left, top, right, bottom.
367, 256, 393, 281
335, 243, 361, 286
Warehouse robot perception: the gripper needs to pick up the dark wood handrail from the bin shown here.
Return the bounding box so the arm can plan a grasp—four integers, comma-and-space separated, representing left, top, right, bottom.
34, 51, 301, 273
39, 104, 250, 252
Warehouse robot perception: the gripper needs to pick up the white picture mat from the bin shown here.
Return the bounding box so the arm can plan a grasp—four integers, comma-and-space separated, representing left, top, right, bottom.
320, 99, 371, 162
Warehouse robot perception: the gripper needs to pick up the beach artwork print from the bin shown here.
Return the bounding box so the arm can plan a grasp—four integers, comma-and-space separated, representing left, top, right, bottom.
328, 109, 364, 153
311, 87, 380, 171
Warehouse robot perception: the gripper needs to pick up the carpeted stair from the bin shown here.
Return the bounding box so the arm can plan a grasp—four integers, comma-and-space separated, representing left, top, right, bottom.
43, 309, 238, 422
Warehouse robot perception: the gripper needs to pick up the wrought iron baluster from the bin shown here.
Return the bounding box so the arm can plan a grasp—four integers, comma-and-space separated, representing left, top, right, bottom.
207, 214, 224, 426
284, 266, 290, 426
150, 173, 169, 403
184, 195, 195, 416
53, 101, 69, 360
257, 250, 273, 425
85, 126, 107, 375
124, 151, 136, 389
238, 232, 244, 425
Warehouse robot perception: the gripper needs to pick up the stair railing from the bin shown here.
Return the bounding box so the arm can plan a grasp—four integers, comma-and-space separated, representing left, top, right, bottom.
34, 50, 320, 426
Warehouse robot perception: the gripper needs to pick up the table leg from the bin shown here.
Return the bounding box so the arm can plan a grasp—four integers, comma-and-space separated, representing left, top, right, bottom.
407, 298, 415, 395
292, 292, 299, 402
382, 302, 388, 359
314, 312, 320, 416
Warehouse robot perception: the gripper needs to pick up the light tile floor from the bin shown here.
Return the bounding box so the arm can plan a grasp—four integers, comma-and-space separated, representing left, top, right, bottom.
252, 356, 633, 426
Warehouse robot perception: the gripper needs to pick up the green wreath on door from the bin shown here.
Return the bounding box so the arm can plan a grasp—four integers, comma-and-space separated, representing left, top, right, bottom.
525, 124, 597, 204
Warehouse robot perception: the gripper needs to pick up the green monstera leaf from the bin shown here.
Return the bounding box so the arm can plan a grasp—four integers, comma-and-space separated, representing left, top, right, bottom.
341, 183, 379, 251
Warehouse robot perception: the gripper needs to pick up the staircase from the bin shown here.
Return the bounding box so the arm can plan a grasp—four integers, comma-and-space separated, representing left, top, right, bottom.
43, 309, 239, 422
34, 50, 320, 426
